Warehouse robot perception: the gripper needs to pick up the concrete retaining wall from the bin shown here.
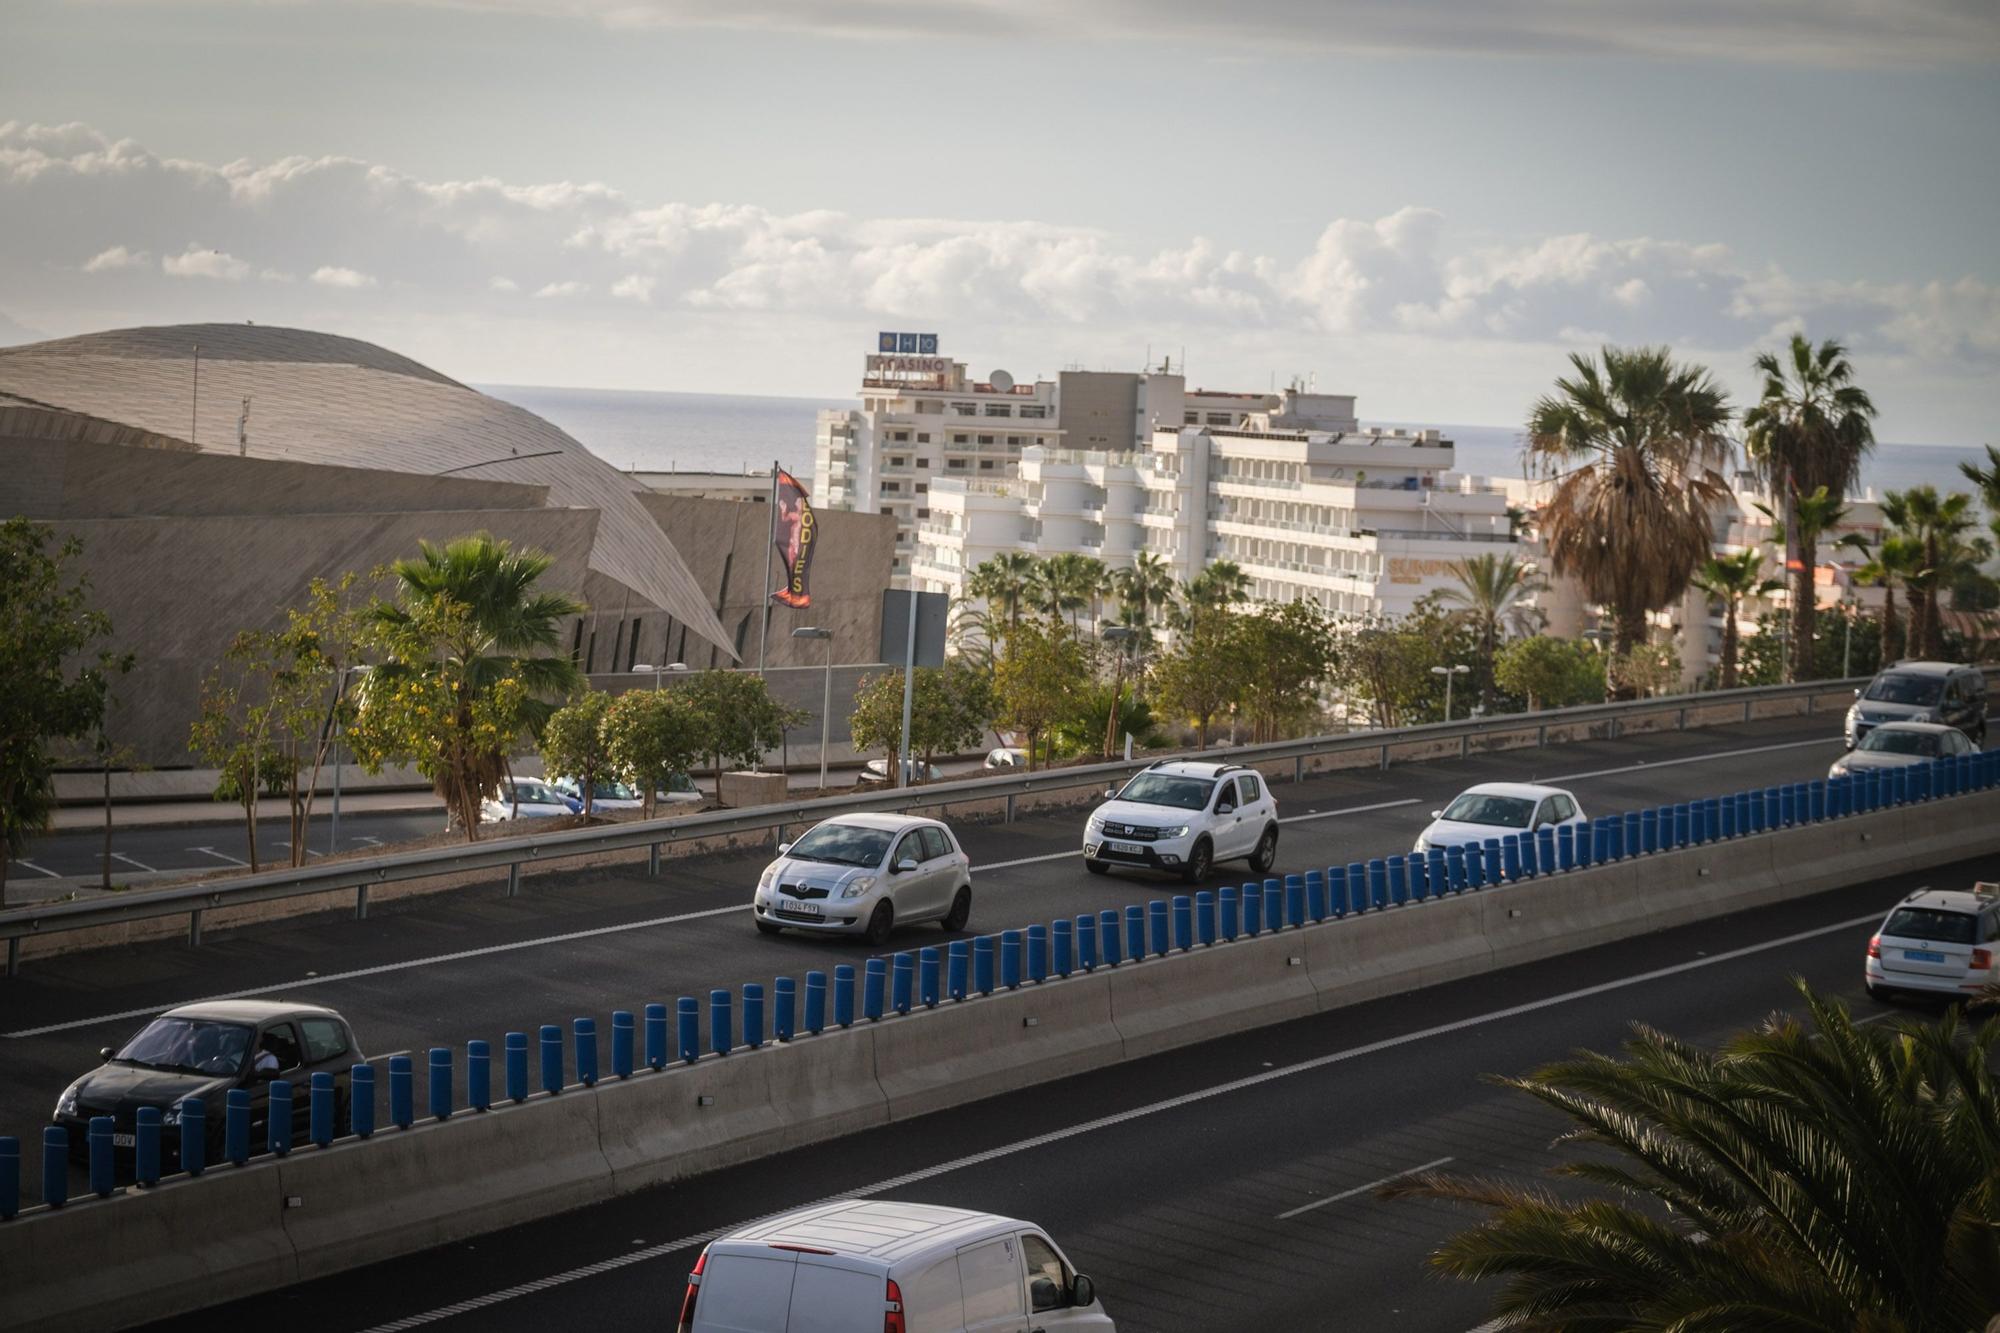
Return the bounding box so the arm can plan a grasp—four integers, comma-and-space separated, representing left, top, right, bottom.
8, 784, 1997, 1332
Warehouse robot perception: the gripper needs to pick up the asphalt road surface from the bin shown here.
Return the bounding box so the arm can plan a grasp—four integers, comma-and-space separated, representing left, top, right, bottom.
134, 851, 1985, 1331
5, 714, 1855, 1194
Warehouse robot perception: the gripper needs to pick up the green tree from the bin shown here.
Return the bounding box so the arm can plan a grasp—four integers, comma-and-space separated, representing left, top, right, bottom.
1171, 559, 1251, 635
603, 687, 708, 819
1, 521, 125, 906
1888, 487, 1985, 660
1743, 334, 1878, 680
1333, 622, 1443, 728
1526, 346, 1733, 689
1493, 635, 1605, 710
1029, 552, 1106, 630
965, 552, 1040, 646
848, 661, 994, 782
539, 690, 615, 817
189, 630, 301, 872
679, 669, 790, 798
1235, 600, 1338, 742
1050, 682, 1166, 759
1690, 550, 1781, 689
1856, 530, 1923, 662
994, 621, 1090, 770
1385, 982, 2000, 1330
1111, 551, 1179, 670
1438, 553, 1544, 711
350, 534, 584, 840
1149, 614, 1246, 748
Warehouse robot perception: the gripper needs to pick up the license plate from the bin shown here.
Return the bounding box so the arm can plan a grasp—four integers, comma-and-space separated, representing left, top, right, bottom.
1106, 841, 1142, 855
782, 900, 821, 917
112, 1133, 135, 1148
1904, 949, 1947, 963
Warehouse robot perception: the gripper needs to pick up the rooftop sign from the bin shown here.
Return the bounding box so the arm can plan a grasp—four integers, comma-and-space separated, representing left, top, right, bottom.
878, 332, 939, 354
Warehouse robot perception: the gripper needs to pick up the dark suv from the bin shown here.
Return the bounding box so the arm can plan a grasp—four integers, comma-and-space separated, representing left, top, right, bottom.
1845, 661, 1988, 749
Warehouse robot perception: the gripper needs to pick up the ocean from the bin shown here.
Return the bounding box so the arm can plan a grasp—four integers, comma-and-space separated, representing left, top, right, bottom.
482, 384, 1989, 502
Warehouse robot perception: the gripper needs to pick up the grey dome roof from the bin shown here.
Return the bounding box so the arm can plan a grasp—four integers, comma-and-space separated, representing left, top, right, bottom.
0, 323, 732, 656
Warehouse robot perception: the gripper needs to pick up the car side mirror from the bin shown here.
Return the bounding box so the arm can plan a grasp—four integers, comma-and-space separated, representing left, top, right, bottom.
98, 1046, 114, 1061
1853, 687, 1861, 697
1104, 788, 1118, 799
1430, 809, 1442, 819
777, 842, 792, 855
1217, 801, 1235, 814
1071, 1274, 1095, 1307
895, 857, 919, 874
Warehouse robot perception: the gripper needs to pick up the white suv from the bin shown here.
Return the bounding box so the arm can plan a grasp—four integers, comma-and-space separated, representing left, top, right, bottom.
1083, 760, 1279, 883
1865, 883, 2000, 1001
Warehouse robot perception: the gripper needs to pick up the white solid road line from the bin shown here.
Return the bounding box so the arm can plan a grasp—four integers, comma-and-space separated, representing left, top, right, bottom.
1276, 1155, 1455, 1220
356, 906, 1885, 1330
191, 846, 250, 867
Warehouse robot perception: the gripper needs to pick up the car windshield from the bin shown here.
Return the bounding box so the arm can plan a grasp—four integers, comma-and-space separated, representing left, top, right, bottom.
787, 822, 894, 867
1859, 728, 1942, 756
665, 773, 698, 794
1439, 792, 1536, 828
1865, 674, 1942, 706
507, 782, 565, 806
590, 781, 637, 800
115, 1017, 253, 1076
1882, 907, 1977, 944
1114, 774, 1216, 810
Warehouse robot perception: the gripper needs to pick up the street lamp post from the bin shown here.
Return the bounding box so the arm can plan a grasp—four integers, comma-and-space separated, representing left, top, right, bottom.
791, 628, 834, 790
329, 665, 370, 856
632, 661, 689, 691
1429, 663, 1470, 722
1101, 626, 1136, 760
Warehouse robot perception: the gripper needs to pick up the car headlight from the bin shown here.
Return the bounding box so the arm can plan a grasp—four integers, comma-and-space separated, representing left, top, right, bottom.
841, 875, 877, 899
1086, 815, 1104, 832
161, 1102, 182, 1126
1161, 825, 1190, 839
1413, 835, 1430, 854
758, 864, 778, 891
55, 1083, 79, 1119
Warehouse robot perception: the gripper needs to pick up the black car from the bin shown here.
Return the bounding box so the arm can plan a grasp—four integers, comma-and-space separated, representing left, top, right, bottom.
52, 1000, 363, 1165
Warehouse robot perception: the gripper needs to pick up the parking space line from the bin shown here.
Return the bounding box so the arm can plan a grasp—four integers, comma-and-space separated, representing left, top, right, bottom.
110, 853, 155, 872
1277, 1155, 1454, 1219
11, 859, 60, 878
191, 846, 250, 867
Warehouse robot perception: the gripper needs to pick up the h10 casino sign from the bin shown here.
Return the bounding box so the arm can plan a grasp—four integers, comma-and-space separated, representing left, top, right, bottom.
878, 332, 940, 354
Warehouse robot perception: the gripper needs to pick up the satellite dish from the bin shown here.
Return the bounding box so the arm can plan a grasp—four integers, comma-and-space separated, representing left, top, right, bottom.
989, 369, 1014, 393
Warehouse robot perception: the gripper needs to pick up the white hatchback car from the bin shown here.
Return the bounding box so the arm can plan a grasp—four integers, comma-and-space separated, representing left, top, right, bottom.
549, 775, 646, 813
479, 778, 579, 824
1866, 884, 2000, 1001
754, 813, 972, 945
679, 1199, 1114, 1333
1414, 782, 1586, 854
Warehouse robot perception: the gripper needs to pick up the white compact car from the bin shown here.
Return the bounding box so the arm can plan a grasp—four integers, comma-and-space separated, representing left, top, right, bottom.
549, 776, 647, 813
1866, 883, 2000, 1001
1083, 760, 1278, 883
1414, 782, 1586, 854
479, 778, 579, 824
1829, 720, 1976, 780
753, 813, 972, 945
678, 1199, 1115, 1333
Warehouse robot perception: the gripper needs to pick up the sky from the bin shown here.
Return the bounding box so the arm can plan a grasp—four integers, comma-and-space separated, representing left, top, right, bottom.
2, 0, 1997, 442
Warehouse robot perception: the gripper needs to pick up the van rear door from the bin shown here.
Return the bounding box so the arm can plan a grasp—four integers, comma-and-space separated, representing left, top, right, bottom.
692, 1250, 798, 1333
787, 1255, 890, 1333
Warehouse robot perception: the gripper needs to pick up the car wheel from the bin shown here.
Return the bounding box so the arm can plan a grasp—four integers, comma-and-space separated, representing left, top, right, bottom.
1084, 858, 1110, 875
755, 918, 783, 936
864, 901, 895, 947
1248, 826, 1279, 875
942, 886, 972, 932
1180, 838, 1212, 884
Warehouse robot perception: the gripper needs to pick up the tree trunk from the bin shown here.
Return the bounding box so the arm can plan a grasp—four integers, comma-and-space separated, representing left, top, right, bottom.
1719, 607, 1739, 690
1609, 605, 1647, 700
1790, 533, 1818, 682
242, 782, 260, 873
1905, 588, 1929, 665
1194, 716, 1209, 750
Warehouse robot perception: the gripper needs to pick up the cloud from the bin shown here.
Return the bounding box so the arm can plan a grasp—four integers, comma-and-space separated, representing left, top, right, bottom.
311, 264, 378, 288
489, 276, 519, 292
161, 245, 250, 280
610, 273, 655, 303
83, 244, 147, 272
284, 0, 1998, 67
534, 280, 587, 298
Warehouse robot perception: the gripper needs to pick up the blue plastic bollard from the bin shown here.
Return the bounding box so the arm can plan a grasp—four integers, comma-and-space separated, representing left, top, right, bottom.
920, 947, 942, 1006
1026, 924, 1048, 981
1556, 824, 1575, 871
1097, 908, 1121, 964
1809, 780, 1826, 823
1409, 855, 1431, 903
807, 969, 830, 1032
1325, 866, 1346, 918
834, 963, 858, 1024
1241, 883, 1263, 934
573, 1018, 598, 1088
775, 976, 798, 1039
1196, 891, 1216, 945
180, 1095, 208, 1172
1079, 913, 1102, 970
744, 983, 767, 1046
1536, 825, 1557, 873
1147, 900, 1170, 957
1388, 855, 1410, 904
947, 941, 969, 1000
310, 1071, 334, 1145
859, 961, 883, 1022
1264, 879, 1285, 929
468, 1041, 491, 1111
1172, 896, 1193, 951
611, 1011, 634, 1079
135, 1105, 162, 1183
0, 1136, 17, 1218
1000, 930, 1023, 988
1424, 847, 1447, 894
266, 1082, 292, 1157
1446, 845, 1467, 892
1052, 919, 1074, 976
42, 1127, 67, 1207
1719, 796, 1737, 839
1639, 807, 1659, 855
222, 1087, 251, 1159
1619, 811, 1638, 857
1778, 785, 1796, 827
645, 1003, 668, 1069
1285, 874, 1306, 927
1359, 857, 1381, 909
892, 953, 916, 1012
678, 996, 701, 1062
350, 1064, 376, 1138
971, 939, 995, 996
1704, 797, 1722, 841
390, 1054, 414, 1127
423, 1047, 449, 1120
88, 1116, 116, 1194
1500, 836, 1522, 881
1305, 869, 1327, 920
1671, 804, 1689, 848
538, 1024, 563, 1092
506, 1031, 529, 1098
711, 987, 735, 1053
1489, 839, 1510, 885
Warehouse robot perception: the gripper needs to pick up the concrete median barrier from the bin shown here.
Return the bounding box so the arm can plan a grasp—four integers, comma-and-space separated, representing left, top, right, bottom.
1311, 894, 1492, 1007
875, 972, 1121, 1118
1109, 932, 1319, 1058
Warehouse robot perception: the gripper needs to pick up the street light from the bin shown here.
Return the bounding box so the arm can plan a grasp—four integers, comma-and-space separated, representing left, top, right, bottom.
632, 661, 688, 690
329, 665, 370, 856
792, 627, 834, 790
1101, 626, 1137, 760
1430, 663, 1470, 722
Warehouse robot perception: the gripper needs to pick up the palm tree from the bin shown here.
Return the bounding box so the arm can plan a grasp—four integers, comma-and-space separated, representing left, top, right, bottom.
1385, 981, 2000, 1330
367, 533, 585, 839
1893, 486, 1983, 660
1742, 334, 1878, 679
1690, 549, 1779, 688
1956, 441, 2000, 513
965, 552, 1040, 647
1856, 532, 1922, 662
1526, 346, 1733, 696
1028, 553, 1102, 630
1113, 552, 1179, 666
1172, 559, 1251, 635
1754, 486, 1852, 681
1437, 553, 1544, 710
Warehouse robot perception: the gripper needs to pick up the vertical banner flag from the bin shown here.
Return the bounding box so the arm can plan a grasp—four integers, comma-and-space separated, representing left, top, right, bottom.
772, 470, 817, 608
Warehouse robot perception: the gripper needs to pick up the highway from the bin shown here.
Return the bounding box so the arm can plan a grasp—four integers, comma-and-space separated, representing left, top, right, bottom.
135, 848, 1979, 1330
2, 714, 1852, 1201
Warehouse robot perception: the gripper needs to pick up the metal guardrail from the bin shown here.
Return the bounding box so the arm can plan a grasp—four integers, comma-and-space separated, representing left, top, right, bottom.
0, 672, 1946, 972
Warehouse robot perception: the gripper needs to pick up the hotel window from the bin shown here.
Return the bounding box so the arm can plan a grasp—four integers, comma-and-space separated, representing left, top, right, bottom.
916, 458, 930, 468
953, 403, 977, 416
984, 403, 1011, 417
916, 432, 930, 443
1184, 411, 1198, 424
1019, 405, 1048, 419
952, 433, 969, 444
1007, 435, 1023, 446
1206, 412, 1232, 425
979, 460, 996, 470
889, 456, 906, 467
947, 459, 967, 470
977, 434, 995, 445
892, 431, 910, 442
915, 482, 929, 494
883, 481, 901, 493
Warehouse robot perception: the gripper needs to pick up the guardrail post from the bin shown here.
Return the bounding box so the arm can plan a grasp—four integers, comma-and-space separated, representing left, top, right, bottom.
42, 1128, 66, 1208
1026, 924, 1048, 981
648, 843, 661, 877
1537, 723, 1547, 747
611, 1011, 634, 1078
225, 1088, 250, 1164
947, 942, 969, 1001
506, 863, 521, 898
356, 884, 369, 920
1125, 905, 1147, 962
391, 1054, 415, 1125
1379, 743, 1390, 771
180, 1095, 207, 1171
1079, 913, 1101, 969
775, 978, 798, 1039
506, 1030, 530, 1096
745, 983, 768, 1045
350, 1064, 375, 1137
1609, 716, 1621, 740
1677, 706, 1687, 731
1294, 755, 1304, 785
135, 1105, 162, 1184
1743, 697, 1752, 723
710, 988, 736, 1053
310, 1071, 335, 1145
189, 907, 203, 948
834, 964, 858, 1024
0, 1136, 17, 1218
88, 1115, 115, 1195
267, 1082, 292, 1157
1005, 793, 1016, 824
1000, 930, 1023, 988
1285, 874, 1306, 925
918, 949, 941, 1007
573, 1018, 598, 1087
892, 953, 915, 1011
6, 936, 17, 978
468, 1040, 492, 1108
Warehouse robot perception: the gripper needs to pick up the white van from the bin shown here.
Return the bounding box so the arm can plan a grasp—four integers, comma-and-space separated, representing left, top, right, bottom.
678, 1199, 1115, 1333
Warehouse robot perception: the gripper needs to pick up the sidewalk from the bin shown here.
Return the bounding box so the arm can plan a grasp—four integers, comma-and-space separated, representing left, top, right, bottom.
49, 789, 444, 832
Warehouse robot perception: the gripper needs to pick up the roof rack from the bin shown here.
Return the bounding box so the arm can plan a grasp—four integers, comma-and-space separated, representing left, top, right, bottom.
1975, 882, 1999, 902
